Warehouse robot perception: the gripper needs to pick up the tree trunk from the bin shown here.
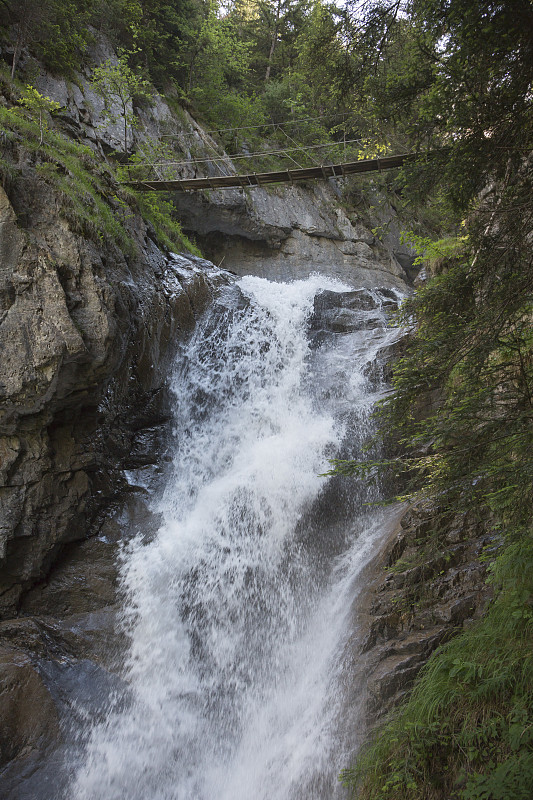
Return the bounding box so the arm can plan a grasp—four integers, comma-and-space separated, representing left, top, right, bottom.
122, 99, 128, 154
265, 0, 282, 82
11, 28, 23, 81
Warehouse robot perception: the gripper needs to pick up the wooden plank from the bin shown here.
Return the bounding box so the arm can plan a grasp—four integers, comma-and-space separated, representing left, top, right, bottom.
123, 152, 423, 192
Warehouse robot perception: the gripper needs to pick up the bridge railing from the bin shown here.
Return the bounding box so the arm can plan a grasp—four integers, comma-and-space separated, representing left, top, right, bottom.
120, 137, 370, 185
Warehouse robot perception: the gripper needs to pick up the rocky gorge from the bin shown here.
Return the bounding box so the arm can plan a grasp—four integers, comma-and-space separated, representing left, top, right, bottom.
0, 163, 231, 788
0, 45, 492, 800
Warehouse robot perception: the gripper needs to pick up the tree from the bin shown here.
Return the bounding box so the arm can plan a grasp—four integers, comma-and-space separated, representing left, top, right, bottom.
2, 0, 50, 80
227, 0, 310, 88
133, 0, 203, 91
2, 0, 96, 79
18, 84, 61, 143
329, 0, 533, 542
91, 50, 151, 153
186, 3, 260, 127
294, 1, 351, 114
263, 0, 282, 81
335, 4, 533, 796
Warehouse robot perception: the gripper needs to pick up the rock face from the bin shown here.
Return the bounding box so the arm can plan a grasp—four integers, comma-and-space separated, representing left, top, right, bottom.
0, 645, 60, 765
309, 287, 400, 335
23, 32, 415, 296
0, 175, 223, 615
172, 181, 412, 290
348, 503, 492, 723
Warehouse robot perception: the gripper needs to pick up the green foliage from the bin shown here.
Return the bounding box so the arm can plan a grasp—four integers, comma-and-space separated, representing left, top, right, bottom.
400, 231, 469, 274
17, 84, 61, 144
1, 0, 95, 78
331, 4, 533, 797
35, 0, 94, 74
131, 190, 202, 256
1, 0, 387, 146
0, 101, 137, 253
186, 3, 260, 129
136, 0, 202, 90
343, 537, 533, 800
294, 1, 355, 115
376, 223, 533, 532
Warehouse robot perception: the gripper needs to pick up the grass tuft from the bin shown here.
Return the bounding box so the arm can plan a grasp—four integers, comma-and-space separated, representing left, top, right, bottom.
0, 100, 201, 259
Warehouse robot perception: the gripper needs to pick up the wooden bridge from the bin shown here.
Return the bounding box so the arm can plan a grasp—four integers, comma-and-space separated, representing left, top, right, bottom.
124, 152, 418, 192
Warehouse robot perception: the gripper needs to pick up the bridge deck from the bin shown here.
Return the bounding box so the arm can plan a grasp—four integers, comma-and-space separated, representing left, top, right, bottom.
125, 152, 417, 191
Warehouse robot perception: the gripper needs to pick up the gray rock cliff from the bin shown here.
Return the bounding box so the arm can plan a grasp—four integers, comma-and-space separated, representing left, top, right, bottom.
0, 160, 233, 787
0, 174, 223, 615
172, 176, 412, 289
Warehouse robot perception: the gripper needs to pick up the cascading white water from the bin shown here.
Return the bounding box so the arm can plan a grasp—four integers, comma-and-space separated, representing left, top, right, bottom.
69, 273, 402, 800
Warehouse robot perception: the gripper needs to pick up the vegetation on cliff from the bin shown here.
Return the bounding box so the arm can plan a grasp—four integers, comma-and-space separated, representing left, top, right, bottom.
0, 0, 446, 162
0, 66, 200, 256
333, 2, 533, 798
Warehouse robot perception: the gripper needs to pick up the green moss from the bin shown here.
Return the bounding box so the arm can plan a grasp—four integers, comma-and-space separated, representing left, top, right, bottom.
164, 94, 192, 127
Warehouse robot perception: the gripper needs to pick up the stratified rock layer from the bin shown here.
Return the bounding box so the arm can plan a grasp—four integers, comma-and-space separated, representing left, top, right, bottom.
172, 182, 413, 290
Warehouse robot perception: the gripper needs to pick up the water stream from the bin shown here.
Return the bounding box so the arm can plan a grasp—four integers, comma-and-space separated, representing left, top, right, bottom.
69, 273, 402, 800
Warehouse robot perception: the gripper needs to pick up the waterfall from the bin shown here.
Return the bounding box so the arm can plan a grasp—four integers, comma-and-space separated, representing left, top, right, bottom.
69, 273, 402, 800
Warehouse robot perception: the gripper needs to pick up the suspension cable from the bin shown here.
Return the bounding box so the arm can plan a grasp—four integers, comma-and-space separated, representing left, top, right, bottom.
130, 138, 365, 170
159, 112, 352, 138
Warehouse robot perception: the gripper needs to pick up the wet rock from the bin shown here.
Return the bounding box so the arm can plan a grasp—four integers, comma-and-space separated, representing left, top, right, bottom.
0, 489, 163, 785
308, 288, 401, 343
21, 537, 118, 619
0, 619, 53, 658
313, 288, 380, 313
0, 646, 60, 767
